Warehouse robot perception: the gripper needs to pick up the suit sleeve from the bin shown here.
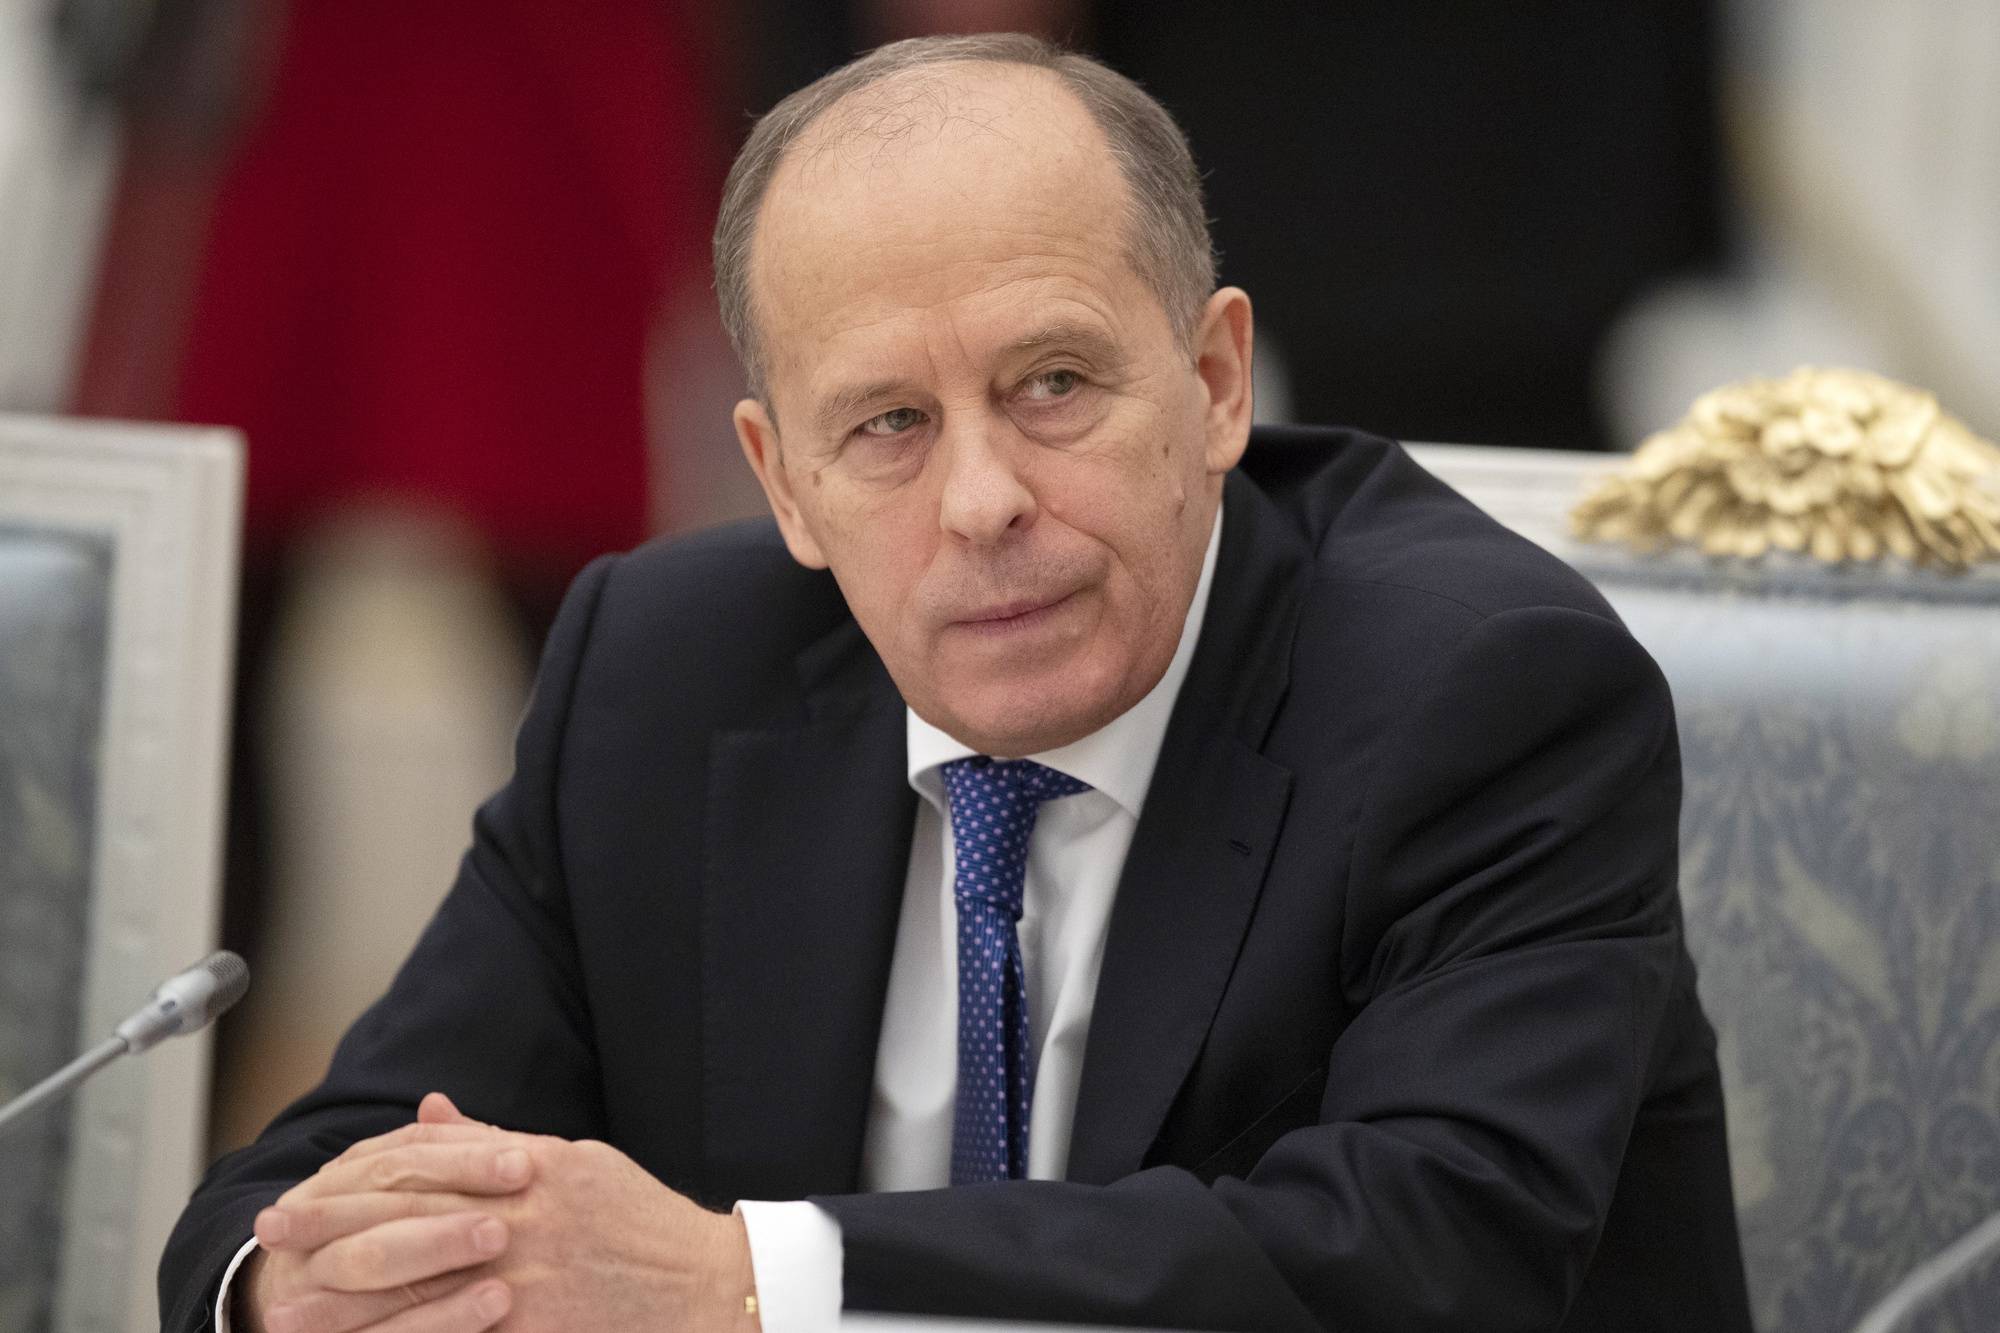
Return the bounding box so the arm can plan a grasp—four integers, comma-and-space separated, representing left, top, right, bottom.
156, 554, 620, 1333
816, 605, 1686, 1333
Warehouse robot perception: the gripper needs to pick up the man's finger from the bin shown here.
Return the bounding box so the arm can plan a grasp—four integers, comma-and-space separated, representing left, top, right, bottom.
305, 1212, 509, 1293
345, 1278, 511, 1333
417, 1092, 484, 1128
263, 1271, 469, 1333
280, 1143, 532, 1209
257, 1191, 488, 1251
364, 1278, 509, 1333
334, 1122, 499, 1166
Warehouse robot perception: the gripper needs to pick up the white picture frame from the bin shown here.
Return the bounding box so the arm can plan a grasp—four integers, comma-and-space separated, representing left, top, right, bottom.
0, 414, 241, 1333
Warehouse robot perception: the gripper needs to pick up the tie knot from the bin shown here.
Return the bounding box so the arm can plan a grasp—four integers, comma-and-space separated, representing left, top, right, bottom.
941, 756, 1090, 807
939, 758, 1091, 916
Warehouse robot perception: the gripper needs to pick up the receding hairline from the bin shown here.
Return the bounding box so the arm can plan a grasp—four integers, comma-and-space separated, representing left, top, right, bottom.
782, 56, 1103, 166
745, 61, 1139, 379
713, 34, 1218, 405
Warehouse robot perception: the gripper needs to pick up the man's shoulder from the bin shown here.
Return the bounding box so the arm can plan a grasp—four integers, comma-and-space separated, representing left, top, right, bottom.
599, 514, 838, 628
1234, 426, 1662, 788
1241, 424, 1620, 630
558, 515, 855, 728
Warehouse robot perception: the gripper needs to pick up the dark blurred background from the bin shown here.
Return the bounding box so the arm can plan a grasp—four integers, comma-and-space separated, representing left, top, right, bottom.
3, 0, 1993, 1150
741, 0, 1730, 454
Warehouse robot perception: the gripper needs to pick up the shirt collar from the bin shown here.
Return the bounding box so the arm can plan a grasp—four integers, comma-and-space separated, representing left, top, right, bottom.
906, 507, 1224, 821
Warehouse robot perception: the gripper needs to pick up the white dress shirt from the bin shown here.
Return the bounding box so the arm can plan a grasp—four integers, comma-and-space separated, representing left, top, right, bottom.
216, 513, 1221, 1332
739, 510, 1221, 1330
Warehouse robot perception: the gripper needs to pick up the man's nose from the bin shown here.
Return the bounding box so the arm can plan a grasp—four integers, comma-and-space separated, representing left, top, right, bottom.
936, 413, 1037, 545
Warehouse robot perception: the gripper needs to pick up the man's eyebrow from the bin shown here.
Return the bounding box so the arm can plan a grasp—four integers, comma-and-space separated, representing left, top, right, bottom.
807, 325, 1125, 436
1004, 322, 1124, 365
811, 380, 911, 437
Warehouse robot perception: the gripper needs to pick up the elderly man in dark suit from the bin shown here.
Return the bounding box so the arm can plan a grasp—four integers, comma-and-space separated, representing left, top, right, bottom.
163, 33, 1753, 1333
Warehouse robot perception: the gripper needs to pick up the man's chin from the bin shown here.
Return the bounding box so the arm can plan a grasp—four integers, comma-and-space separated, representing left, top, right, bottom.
929, 679, 1126, 759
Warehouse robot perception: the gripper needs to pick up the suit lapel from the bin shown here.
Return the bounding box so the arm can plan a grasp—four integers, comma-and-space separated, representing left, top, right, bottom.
1066, 474, 1309, 1184
701, 619, 914, 1201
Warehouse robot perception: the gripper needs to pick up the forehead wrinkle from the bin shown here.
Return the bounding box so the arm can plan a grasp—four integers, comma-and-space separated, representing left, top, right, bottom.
801, 275, 1132, 397
755, 177, 1123, 363
782, 244, 1117, 346
754, 67, 1152, 417
1006, 321, 1125, 364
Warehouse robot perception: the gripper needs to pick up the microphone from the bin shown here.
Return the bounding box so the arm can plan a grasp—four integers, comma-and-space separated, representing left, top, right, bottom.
0, 951, 249, 1136
114, 949, 250, 1053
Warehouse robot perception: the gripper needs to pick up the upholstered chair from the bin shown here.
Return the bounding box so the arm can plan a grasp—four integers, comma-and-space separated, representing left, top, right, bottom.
1413, 444, 2000, 1333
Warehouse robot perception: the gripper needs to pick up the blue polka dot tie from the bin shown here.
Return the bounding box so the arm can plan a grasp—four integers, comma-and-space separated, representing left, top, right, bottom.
940, 756, 1090, 1185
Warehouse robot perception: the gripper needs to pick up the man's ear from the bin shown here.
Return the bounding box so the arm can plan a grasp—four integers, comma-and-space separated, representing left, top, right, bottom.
1193, 286, 1254, 475
734, 397, 830, 569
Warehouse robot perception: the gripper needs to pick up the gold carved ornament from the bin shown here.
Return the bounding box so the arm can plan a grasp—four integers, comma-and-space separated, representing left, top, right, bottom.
1571, 367, 2000, 568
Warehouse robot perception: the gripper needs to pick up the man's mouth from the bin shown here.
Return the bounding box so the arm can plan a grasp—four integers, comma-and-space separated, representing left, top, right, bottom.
951, 590, 1078, 633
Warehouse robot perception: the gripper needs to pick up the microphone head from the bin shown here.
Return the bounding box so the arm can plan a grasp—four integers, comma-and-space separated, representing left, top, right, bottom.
115, 950, 252, 1051
195, 950, 251, 1028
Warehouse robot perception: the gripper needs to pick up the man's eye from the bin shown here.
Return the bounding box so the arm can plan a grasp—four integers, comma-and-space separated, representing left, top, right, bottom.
1024, 369, 1083, 401
858, 407, 926, 437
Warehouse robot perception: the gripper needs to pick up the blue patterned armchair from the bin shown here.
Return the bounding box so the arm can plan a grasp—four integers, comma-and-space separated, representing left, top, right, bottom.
1412, 444, 2000, 1333
0, 527, 112, 1333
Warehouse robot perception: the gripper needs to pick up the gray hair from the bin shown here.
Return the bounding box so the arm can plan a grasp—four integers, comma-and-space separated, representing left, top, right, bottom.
712, 33, 1217, 402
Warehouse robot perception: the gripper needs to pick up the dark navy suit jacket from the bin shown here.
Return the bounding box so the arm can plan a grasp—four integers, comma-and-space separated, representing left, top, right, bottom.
162, 428, 1754, 1331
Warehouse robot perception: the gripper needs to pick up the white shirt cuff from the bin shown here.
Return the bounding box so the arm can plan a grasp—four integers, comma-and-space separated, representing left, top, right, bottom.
212, 1236, 260, 1332
734, 1200, 843, 1333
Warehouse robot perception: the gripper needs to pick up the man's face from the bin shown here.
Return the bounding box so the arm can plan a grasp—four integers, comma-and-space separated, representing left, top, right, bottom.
736, 65, 1253, 757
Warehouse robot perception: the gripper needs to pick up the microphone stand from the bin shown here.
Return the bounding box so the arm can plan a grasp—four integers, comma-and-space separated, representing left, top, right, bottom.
0, 950, 248, 1137
1850, 1209, 2000, 1333
0, 1036, 129, 1136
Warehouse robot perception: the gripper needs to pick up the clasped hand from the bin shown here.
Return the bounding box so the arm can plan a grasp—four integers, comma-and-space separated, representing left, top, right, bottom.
239, 1093, 757, 1333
